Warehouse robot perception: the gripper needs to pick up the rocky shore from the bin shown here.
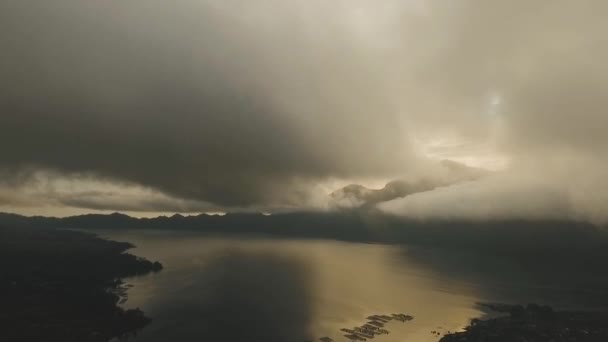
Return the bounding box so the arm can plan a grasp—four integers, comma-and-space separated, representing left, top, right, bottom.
440, 303, 608, 342
0, 226, 162, 342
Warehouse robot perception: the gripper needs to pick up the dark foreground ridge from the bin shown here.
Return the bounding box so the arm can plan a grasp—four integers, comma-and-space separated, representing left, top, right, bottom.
441, 303, 608, 342
0, 226, 162, 342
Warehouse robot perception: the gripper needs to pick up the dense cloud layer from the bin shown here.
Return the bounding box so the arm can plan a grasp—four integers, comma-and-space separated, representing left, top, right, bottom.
0, 0, 418, 209
1, 1, 607, 223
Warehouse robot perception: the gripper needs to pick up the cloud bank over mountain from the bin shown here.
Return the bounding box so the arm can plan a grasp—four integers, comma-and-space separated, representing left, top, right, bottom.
330, 160, 488, 209
1, 1, 607, 224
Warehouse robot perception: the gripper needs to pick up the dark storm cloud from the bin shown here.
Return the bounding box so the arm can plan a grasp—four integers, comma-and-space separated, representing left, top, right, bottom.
0, 0, 414, 209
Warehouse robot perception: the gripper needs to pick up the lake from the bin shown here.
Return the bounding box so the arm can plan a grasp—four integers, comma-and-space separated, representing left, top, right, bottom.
96, 230, 608, 342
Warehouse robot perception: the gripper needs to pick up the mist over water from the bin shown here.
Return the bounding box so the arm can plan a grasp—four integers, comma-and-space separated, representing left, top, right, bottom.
97, 230, 608, 342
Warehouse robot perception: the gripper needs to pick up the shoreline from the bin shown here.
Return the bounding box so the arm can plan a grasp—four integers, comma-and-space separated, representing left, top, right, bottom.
440, 303, 608, 342
0, 226, 163, 342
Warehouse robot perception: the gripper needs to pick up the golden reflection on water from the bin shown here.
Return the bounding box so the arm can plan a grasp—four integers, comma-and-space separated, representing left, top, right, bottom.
98, 230, 483, 342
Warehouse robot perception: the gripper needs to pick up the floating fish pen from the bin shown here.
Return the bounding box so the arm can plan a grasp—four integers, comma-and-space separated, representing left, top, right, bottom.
344, 334, 366, 341
336, 312, 414, 342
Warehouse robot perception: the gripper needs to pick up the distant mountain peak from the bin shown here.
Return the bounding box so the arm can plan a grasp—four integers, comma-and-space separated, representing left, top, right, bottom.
109, 212, 129, 217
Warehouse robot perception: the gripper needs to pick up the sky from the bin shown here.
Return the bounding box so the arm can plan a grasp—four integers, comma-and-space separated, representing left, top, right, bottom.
1, 1, 607, 224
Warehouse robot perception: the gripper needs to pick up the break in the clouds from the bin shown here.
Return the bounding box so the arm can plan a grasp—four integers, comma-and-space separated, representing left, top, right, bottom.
1, 1, 607, 223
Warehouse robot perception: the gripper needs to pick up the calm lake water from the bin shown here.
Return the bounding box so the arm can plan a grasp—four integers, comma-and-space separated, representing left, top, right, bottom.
97, 230, 608, 342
